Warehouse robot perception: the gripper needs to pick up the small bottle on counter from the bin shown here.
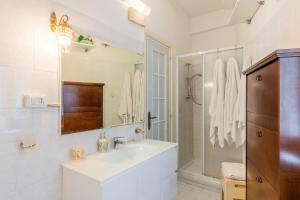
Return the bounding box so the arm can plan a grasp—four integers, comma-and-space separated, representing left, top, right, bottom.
97, 132, 108, 153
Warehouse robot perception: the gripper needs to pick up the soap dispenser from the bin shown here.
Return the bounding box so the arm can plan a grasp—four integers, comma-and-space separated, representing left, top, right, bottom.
97, 132, 108, 153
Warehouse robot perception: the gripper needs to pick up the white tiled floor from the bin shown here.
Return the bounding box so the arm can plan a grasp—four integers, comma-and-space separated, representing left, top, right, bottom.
182, 159, 202, 174
175, 181, 221, 200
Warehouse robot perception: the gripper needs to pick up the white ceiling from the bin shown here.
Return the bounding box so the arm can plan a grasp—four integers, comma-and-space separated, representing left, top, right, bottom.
174, 0, 237, 17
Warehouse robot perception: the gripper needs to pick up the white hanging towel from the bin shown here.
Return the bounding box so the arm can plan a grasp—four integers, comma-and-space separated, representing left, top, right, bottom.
209, 59, 226, 148
118, 72, 133, 124
224, 58, 240, 144
132, 70, 144, 123
232, 56, 252, 148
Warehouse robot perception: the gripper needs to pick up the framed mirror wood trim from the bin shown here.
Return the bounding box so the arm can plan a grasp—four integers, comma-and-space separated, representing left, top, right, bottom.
61, 81, 105, 135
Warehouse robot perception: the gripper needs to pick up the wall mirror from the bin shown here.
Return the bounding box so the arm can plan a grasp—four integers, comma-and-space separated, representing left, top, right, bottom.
60, 36, 145, 135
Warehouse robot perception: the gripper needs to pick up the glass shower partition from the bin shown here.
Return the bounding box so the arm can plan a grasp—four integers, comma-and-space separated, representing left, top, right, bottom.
177, 46, 245, 183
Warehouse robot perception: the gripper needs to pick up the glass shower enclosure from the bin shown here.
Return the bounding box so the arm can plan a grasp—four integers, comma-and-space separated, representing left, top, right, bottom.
176, 46, 245, 187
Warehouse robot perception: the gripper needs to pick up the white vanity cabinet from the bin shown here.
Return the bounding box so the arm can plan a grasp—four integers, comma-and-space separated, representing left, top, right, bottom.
101, 167, 140, 200
62, 140, 178, 200
137, 146, 178, 200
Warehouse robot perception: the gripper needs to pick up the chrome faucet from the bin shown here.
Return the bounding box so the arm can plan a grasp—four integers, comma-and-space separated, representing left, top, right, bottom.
113, 137, 125, 149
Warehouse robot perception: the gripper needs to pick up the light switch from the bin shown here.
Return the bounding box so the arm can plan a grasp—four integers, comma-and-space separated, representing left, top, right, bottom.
23, 95, 47, 108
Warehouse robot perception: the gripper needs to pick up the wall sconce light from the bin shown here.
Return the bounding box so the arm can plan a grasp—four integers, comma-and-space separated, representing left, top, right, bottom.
122, 0, 151, 27
50, 12, 73, 46
123, 0, 151, 16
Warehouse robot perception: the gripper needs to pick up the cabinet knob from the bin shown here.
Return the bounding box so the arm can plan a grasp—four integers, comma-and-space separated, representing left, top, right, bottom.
256, 176, 263, 183
256, 75, 263, 81
256, 131, 263, 138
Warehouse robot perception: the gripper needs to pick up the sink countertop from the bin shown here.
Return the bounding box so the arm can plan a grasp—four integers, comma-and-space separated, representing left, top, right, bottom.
62, 139, 178, 184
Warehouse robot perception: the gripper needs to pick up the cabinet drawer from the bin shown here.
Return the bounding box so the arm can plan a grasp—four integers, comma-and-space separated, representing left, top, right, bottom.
247, 61, 279, 119
247, 112, 278, 131
247, 122, 279, 190
247, 160, 278, 200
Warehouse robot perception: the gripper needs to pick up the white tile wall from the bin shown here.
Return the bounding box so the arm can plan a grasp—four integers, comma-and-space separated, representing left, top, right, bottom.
191, 64, 203, 160
0, 107, 143, 200
178, 61, 194, 168
0, 0, 144, 200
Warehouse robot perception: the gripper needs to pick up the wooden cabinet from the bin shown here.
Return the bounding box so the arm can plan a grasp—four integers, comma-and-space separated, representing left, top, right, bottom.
244, 49, 300, 200
247, 160, 278, 200
62, 82, 104, 134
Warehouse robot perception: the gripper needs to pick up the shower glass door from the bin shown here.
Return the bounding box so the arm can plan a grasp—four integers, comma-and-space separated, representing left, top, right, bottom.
146, 37, 170, 141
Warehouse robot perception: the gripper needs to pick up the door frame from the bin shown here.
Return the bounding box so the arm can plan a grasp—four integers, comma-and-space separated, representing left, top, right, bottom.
144, 32, 173, 141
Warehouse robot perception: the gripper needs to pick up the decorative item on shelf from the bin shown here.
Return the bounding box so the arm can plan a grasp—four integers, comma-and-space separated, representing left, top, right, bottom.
72, 32, 95, 52
122, 0, 151, 27
50, 12, 73, 46
70, 146, 86, 161
75, 32, 94, 46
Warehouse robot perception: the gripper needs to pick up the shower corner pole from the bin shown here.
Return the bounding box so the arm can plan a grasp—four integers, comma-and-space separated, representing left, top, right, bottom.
202, 53, 205, 175
175, 56, 180, 145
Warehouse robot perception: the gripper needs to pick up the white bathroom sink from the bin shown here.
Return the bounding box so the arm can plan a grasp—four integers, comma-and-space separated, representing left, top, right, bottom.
102, 142, 159, 164
62, 139, 177, 183
62, 139, 178, 200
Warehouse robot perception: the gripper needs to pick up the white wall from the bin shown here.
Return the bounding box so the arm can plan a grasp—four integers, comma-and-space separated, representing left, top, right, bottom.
144, 0, 192, 141
0, 0, 191, 200
178, 60, 194, 168
190, 9, 232, 35
144, 0, 191, 55
191, 0, 300, 63
192, 25, 237, 52
236, 0, 300, 63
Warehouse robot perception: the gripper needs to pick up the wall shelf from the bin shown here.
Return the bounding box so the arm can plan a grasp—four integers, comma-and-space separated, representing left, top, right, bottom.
71, 42, 95, 52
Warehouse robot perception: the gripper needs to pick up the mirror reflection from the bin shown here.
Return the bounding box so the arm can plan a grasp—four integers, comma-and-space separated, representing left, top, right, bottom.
61, 37, 145, 133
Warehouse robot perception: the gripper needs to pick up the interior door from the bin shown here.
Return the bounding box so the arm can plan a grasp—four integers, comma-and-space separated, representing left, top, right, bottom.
146, 37, 170, 141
